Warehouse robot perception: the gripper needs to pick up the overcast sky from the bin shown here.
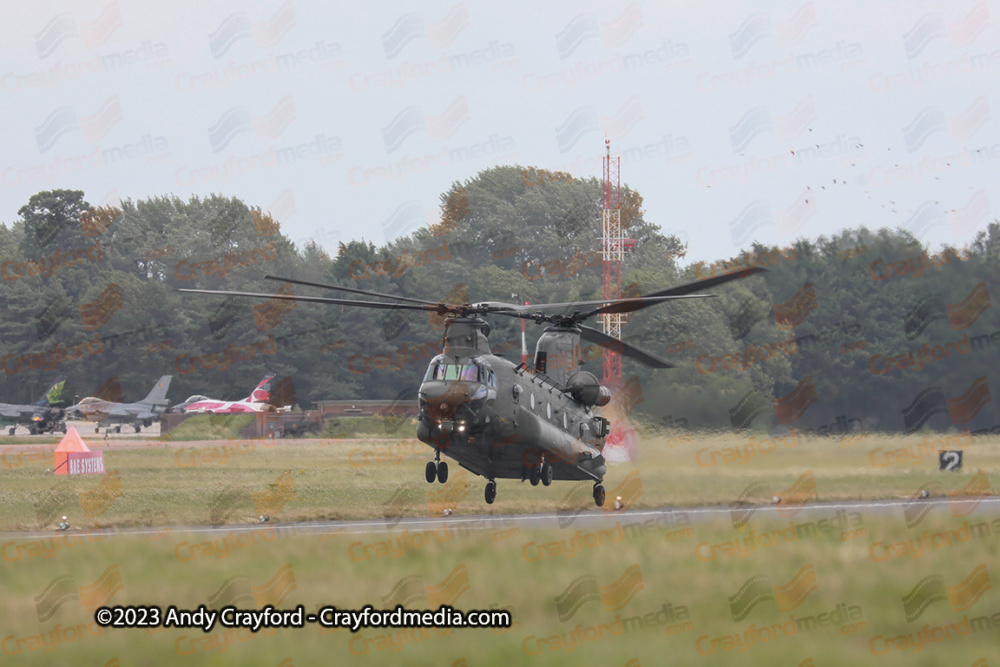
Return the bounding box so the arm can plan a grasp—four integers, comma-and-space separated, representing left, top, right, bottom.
2, 0, 997, 264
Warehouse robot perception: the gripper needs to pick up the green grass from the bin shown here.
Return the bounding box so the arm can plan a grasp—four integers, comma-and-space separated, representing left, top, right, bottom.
161, 414, 257, 441
2, 430, 998, 665
2, 511, 998, 665
1, 430, 997, 531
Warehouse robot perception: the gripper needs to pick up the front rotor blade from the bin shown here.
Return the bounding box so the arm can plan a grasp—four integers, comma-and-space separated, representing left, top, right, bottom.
581, 294, 714, 318
645, 267, 767, 298
576, 267, 766, 321
578, 325, 675, 369
178, 288, 446, 313
263, 275, 442, 306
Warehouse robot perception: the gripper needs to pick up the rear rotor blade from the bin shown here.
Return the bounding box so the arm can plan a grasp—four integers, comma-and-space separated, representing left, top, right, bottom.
489, 294, 713, 317
264, 275, 442, 306
177, 288, 447, 313
578, 325, 675, 369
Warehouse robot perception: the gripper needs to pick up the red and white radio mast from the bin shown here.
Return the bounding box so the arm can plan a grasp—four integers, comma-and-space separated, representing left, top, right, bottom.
601, 140, 624, 387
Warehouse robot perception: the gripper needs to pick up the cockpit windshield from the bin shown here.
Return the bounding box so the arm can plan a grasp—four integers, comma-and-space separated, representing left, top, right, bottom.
424, 361, 483, 383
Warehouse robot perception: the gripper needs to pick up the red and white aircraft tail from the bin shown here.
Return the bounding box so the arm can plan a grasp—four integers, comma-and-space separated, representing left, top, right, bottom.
178, 375, 286, 414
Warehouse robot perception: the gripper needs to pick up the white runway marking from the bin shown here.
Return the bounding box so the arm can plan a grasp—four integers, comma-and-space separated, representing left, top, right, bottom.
4, 496, 998, 541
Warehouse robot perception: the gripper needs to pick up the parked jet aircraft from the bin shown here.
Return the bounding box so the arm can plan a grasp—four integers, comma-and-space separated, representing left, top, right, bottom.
0, 377, 67, 435
175, 374, 286, 413
66, 375, 172, 433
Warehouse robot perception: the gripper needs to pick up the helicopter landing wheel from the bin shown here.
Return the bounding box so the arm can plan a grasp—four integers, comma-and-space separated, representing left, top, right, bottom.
485, 481, 497, 504
593, 484, 606, 507
425, 461, 437, 483
436, 460, 449, 484
529, 466, 540, 486
114, 426, 121, 434
8, 427, 14, 436
541, 462, 554, 487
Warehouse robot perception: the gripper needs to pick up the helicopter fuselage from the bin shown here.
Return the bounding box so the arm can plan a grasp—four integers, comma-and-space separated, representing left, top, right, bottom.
416, 318, 609, 485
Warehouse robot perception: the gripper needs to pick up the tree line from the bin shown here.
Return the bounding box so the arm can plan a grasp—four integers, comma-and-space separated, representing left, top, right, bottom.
1, 169, 998, 435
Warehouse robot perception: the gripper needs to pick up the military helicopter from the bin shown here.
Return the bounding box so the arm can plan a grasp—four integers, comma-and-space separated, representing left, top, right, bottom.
179, 267, 763, 506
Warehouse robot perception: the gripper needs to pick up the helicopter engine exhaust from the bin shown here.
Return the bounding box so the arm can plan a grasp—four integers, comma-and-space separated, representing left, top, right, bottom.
567, 371, 611, 407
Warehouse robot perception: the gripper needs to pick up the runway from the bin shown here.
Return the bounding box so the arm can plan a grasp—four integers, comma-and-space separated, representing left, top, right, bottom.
4, 495, 998, 541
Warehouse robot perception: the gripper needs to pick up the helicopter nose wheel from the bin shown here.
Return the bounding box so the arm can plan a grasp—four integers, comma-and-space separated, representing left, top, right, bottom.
529, 466, 541, 486
541, 462, 554, 487
425, 459, 449, 484
593, 484, 606, 507
484, 480, 497, 504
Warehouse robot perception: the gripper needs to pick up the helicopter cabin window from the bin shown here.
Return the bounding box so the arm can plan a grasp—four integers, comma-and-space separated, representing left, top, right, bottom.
488, 371, 497, 388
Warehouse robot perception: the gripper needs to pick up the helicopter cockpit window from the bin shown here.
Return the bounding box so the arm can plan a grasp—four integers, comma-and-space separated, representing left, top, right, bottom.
488, 371, 497, 389
424, 362, 483, 383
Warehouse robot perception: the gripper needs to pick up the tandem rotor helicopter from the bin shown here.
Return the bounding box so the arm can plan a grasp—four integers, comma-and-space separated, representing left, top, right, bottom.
180, 267, 762, 506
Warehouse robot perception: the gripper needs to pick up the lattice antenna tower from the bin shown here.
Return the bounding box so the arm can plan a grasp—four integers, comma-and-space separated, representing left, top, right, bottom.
601, 140, 623, 386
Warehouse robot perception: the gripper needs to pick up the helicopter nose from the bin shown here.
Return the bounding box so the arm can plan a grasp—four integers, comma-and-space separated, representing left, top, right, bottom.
420, 382, 474, 421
